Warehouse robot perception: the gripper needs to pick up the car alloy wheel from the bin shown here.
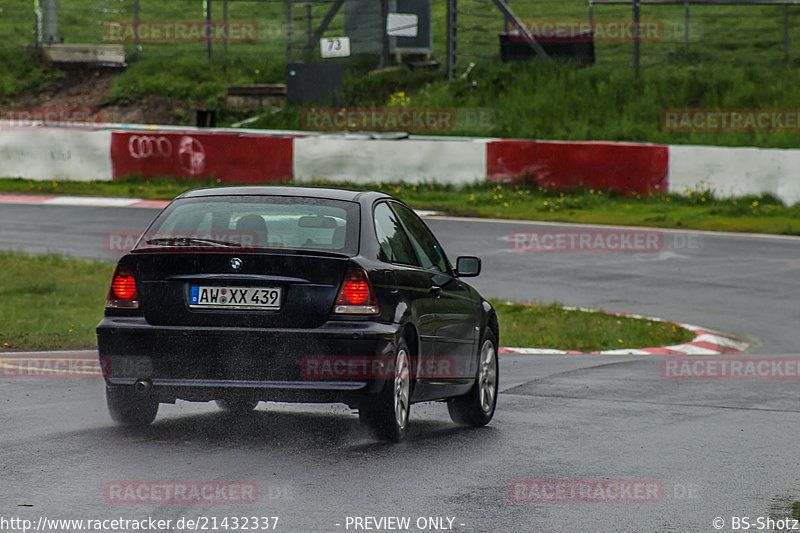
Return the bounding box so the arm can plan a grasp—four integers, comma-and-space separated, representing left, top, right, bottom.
359, 338, 412, 442
393, 347, 411, 431
447, 329, 498, 427
477, 338, 498, 414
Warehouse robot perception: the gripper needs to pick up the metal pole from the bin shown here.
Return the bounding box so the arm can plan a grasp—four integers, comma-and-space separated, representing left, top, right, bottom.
307, 3, 312, 40
380, 0, 390, 68
633, 0, 640, 72
784, 4, 789, 61
447, 0, 456, 83
134, 0, 139, 49
35, 0, 43, 48
302, 0, 344, 60
223, 0, 228, 51
589, 0, 594, 35
44, 0, 57, 44
684, 0, 689, 45
491, 0, 549, 60
286, 0, 292, 64
205, 0, 212, 60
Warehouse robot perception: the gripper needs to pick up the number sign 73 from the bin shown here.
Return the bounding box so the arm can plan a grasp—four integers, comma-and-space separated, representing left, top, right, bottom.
320, 37, 351, 58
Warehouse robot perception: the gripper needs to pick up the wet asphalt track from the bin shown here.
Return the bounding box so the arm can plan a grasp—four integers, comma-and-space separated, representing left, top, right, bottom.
1, 202, 799, 533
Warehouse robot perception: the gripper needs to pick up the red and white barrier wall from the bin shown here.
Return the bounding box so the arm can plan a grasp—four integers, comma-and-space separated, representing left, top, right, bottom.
1, 123, 798, 204
486, 139, 669, 195
669, 145, 800, 202
110, 130, 293, 183
292, 134, 489, 185
0, 128, 112, 181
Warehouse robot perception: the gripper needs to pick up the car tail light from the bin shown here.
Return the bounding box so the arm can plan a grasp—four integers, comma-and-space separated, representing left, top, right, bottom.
106, 264, 140, 309
334, 268, 379, 314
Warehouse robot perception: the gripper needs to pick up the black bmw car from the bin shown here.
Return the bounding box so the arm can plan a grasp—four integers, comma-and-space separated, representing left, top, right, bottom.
97, 186, 498, 441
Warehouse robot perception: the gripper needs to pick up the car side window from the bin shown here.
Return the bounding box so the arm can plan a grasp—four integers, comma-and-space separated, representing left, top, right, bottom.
391, 203, 449, 273
373, 202, 419, 266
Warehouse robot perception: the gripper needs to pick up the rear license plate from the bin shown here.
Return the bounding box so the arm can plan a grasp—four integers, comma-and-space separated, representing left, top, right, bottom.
189, 286, 282, 310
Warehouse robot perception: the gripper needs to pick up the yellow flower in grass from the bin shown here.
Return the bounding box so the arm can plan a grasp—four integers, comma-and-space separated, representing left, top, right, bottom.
388, 91, 411, 107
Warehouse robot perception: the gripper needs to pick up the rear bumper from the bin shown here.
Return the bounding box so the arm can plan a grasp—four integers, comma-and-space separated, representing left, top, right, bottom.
97, 316, 401, 405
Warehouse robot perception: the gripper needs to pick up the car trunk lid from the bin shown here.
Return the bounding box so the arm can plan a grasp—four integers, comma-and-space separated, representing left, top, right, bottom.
129, 251, 349, 328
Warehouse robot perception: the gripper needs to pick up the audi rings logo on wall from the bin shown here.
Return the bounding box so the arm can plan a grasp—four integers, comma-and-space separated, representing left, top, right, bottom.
127, 135, 207, 176
128, 135, 172, 160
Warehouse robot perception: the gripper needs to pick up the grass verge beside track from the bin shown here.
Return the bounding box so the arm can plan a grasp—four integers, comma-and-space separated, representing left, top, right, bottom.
0, 253, 111, 351
2, 177, 799, 235
0, 252, 693, 352
491, 300, 693, 351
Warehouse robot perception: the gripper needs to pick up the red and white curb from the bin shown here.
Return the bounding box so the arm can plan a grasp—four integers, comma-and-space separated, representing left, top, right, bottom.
499, 311, 749, 356
0, 193, 169, 209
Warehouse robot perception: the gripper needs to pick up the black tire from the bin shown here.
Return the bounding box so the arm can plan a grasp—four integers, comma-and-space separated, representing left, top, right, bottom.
215, 398, 259, 414
447, 329, 498, 427
106, 386, 158, 427
359, 338, 412, 442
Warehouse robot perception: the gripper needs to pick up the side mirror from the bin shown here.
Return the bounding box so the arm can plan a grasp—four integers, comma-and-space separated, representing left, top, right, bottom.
456, 256, 481, 277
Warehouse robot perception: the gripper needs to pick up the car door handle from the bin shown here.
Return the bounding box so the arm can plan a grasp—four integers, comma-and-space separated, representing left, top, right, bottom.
429, 285, 442, 297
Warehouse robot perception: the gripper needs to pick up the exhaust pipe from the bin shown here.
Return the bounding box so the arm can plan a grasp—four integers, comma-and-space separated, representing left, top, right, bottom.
133, 379, 152, 394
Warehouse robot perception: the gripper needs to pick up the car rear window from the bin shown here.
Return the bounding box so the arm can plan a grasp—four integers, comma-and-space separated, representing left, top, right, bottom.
135, 195, 360, 255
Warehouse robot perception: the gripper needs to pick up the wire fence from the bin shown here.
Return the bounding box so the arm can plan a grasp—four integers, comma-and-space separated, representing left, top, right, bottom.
3, 0, 800, 71
2, 0, 361, 63
449, 0, 800, 75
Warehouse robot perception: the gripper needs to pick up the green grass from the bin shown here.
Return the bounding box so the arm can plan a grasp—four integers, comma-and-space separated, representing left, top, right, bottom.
0, 252, 693, 352
0, 252, 113, 351
3, 176, 799, 236
98, 53, 800, 148
0, 47, 64, 101
0, 175, 224, 199
492, 299, 694, 351
104, 53, 286, 109
245, 60, 800, 148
